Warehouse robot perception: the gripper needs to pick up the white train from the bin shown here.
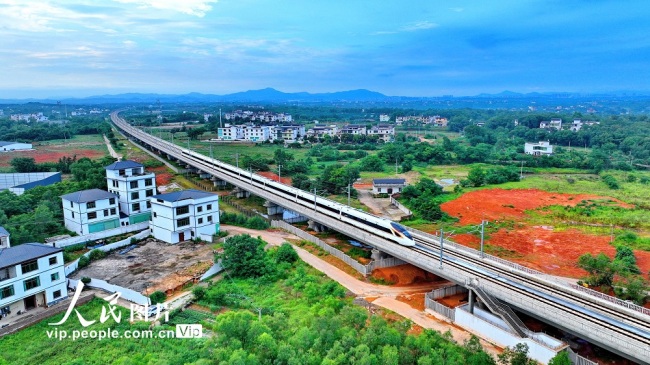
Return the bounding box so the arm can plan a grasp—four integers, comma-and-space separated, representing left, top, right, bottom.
180, 148, 416, 247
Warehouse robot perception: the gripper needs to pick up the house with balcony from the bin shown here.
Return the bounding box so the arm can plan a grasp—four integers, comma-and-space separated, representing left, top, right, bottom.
372, 178, 407, 195
242, 125, 271, 142
340, 125, 367, 135
367, 124, 395, 142
150, 189, 220, 244
539, 118, 562, 130
307, 125, 338, 139
61, 189, 120, 235
0, 243, 67, 319
105, 160, 157, 225
0, 227, 9, 249
525, 141, 553, 156
271, 125, 305, 143
217, 124, 244, 140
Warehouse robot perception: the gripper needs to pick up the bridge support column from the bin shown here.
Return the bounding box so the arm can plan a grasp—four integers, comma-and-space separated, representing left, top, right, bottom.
199, 172, 211, 179
265, 201, 285, 216
371, 249, 393, 261
308, 220, 328, 232
468, 290, 475, 314
212, 177, 227, 189
233, 187, 250, 198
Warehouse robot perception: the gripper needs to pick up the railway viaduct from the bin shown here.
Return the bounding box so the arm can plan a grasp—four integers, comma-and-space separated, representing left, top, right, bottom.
111, 111, 649, 364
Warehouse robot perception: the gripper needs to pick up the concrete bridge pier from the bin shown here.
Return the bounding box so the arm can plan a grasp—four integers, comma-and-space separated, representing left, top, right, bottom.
212, 177, 227, 189
371, 248, 392, 261
308, 220, 328, 232
199, 172, 211, 179
233, 187, 250, 198
265, 201, 285, 216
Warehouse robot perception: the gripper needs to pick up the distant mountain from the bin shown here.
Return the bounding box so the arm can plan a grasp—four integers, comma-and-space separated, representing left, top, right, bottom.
2, 88, 650, 105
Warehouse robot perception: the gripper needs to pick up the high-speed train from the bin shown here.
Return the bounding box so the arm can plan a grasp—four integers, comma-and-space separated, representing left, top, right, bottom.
180, 148, 415, 247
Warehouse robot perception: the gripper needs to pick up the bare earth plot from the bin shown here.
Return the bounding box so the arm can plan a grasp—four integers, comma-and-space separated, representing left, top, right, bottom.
71, 239, 214, 295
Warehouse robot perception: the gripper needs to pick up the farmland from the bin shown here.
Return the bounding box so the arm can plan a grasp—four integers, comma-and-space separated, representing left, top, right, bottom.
0, 134, 108, 170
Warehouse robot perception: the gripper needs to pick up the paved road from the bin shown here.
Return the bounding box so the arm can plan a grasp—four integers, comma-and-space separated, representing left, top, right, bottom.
356, 189, 407, 221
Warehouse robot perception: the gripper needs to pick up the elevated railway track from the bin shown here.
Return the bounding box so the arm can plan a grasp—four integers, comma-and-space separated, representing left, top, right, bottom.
111, 111, 649, 364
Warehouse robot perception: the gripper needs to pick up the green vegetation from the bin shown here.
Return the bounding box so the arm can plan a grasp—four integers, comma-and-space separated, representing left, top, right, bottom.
0, 156, 117, 245
0, 117, 110, 142
400, 178, 446, 221
149, 291, 167, 304
577, 246, 648, 305
219, 212, 270, 230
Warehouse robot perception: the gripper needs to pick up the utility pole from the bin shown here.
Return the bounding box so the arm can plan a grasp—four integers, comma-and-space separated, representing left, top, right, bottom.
234, 153, 239, 168
520, 161, 524, 180
395, 157, 398, 174
347, 183, 351, 206
439, 227, 444, 269
278, 164, 282, 183
210, 143, 213, 159
480, 220, 487, 258
219, 108, 222, 129
313, 188, 318, 211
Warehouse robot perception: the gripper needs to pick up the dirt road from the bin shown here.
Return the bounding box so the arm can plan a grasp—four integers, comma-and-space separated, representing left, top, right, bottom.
103, 134, 122, 159
223, 225, 501, 356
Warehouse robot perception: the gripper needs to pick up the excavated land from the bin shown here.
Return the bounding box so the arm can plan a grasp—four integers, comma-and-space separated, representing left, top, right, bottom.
71, 238, 214, 295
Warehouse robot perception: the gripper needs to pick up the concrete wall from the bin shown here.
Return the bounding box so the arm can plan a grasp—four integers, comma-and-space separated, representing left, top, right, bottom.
455, 305, 564, 364
68, 278, 150, 306
53, 222, 149, 248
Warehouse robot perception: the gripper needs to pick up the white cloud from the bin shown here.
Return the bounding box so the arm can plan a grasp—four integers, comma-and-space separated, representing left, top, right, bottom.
449, 7, 464, 13
112, 0, 218, 17
401, 21, 438, 32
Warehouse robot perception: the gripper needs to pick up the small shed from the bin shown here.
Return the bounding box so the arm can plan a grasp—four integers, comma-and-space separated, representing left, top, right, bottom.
0, 141, 32, 152
0, 226, 10, 249
372, 178, 406, 195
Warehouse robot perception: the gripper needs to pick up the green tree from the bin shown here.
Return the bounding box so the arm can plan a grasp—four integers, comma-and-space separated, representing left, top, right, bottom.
11, 157, 39, 173
149, 291, 167, 304
467, 166, 486, 187
548, 351, 571, 365
359, 155, 385, 172
276, 243, 299, 264
497, 343, 535, 365
218, 234, 272, 278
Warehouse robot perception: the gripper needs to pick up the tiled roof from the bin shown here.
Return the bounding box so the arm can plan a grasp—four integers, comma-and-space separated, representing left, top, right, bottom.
152, 189, 218, 203
61, 189, 117, 203
104, 160, 143, 170
373, 178, 406, 185
0, 243, 62, 269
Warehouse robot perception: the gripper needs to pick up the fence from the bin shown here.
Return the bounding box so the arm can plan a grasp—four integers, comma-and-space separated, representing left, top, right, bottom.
52, 222, 150, 248
68, 278, 150, 306
428, 285, 468, 300
220, 195, 268, 220
389, 196, 412, 217
424, 292, 456, 321
271, 220, 370, 275
568, 283, 650, 316
64, 230, 151, 277
567, 349, 599, 365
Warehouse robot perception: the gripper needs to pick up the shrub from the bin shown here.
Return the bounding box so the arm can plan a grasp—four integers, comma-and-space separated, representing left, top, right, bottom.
80, 277, 91, 284
601, 174, 620, 189
63, 243, 86, 252
192, 286, 206, 301
88, 249, 106, 261
244, 216, 270, 230
149, 291, 167, 304
276, 243, 299, 264
78, 255, 90, 269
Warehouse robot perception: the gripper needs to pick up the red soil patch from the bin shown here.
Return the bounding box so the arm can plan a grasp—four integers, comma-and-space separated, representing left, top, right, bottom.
486, 226, 650, 278
0, 149, 104, 166
396, 293, 426, 311
452, 234, 481, 249
441, 188, 632, 225
257, 171, 292, 185
372, 264, 439, 285
353, 183, 373, 189
156, 173, 173, 186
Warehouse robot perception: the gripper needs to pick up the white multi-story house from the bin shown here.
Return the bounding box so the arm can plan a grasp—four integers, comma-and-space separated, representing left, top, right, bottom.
217, 124, 244, 140
340, 125, 367, 135
367, 124, 395, 142
61, 189, 120, 235
379, 114, 390, 122
540, 118, 562, 130
0, 227, 9, 249
0, 243, 67, 319
525, 141, 553, 156
150, 190, 220, 244
242, 125, 271, 142
308, 125, 338, 139
105, 160, 156, 224
271, 125, 305, 143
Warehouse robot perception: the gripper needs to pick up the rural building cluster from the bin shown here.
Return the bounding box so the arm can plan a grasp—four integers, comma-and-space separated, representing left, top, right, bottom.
217, 123, 398, 143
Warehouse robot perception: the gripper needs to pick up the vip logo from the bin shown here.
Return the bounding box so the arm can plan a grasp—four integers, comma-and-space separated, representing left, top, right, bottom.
176, 324, 202, 338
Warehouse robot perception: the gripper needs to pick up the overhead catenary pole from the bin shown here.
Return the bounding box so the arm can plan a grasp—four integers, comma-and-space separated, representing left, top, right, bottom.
480, 220, 487, 258
347, 183, 351, 206
439, 227, 444, 269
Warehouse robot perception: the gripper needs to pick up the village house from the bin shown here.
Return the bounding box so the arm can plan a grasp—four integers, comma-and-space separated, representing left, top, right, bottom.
150, 190, 220, 244
367, 124, 395, 142
372, 178, 407, 195
340, 125, 367, 135
61, 189, 120, 235
105, 160, 157, 225
0, 244, 67, 320
307, 125, 338, 139
539, 118, 562, 130
525, 141, 554, 156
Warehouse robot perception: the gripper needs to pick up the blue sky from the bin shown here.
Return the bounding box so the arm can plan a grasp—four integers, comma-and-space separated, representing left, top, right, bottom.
1, 0, 649, 98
